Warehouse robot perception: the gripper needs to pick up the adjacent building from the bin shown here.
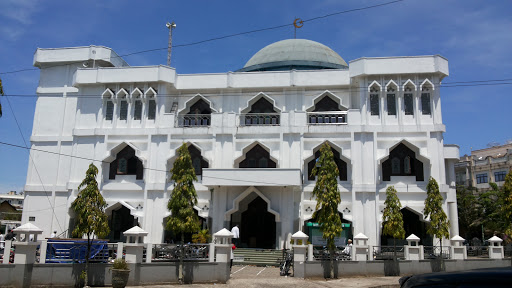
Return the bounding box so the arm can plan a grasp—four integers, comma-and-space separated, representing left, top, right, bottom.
22, 39, 460, 248
455, 143, 512, 190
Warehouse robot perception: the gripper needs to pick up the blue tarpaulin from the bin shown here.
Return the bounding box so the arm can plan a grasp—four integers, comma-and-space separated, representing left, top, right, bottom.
45, 239, 108, 263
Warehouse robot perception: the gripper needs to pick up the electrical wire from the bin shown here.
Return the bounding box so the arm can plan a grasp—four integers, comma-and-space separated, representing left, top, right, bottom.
0, 0, 406, 76
0, 140, 305, 187
3, 96, 63, 232
2, 80, 512, 99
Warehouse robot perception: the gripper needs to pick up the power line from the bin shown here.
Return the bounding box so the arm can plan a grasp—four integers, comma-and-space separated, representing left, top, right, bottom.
0, 140, 301, 187
3, 96, 63, 232
0, 0, 406, 76
2, 80, 512, 99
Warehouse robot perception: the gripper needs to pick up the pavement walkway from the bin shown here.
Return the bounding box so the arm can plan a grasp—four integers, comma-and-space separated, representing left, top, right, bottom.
128, 265, 401, 288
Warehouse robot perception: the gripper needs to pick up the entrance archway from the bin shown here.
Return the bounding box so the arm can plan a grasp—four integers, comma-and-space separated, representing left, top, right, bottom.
109, 206, 135, 242
380, 207, 432, 246
231, 196, 276, 248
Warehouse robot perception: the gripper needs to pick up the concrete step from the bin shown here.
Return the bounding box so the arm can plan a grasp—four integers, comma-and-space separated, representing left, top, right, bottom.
233, 248, 285, 266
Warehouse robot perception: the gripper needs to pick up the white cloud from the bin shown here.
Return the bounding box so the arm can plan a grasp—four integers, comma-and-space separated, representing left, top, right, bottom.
0, 0, 41, 40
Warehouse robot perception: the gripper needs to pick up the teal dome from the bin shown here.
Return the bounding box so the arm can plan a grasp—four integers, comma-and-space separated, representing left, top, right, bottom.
239, 39, 347, 72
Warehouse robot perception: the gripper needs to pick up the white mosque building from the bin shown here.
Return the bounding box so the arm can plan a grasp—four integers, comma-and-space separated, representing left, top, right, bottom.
22, 39, 460, 248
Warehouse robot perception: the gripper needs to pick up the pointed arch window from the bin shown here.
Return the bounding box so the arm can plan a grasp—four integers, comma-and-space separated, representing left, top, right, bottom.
109, 146, 143, 180
382, 143, 424, 181
387, 86, 397, 116
181, 98, 212, 127
404, 86, 414, 115
307, 146, 348, 181
308, 95, 347, 124
421, 86, 431, 115
239, 144, 276, 168
188, 145, 209, 176
105, 101, 114, 120
242, 98, 280, 126
370, 86, 380, 116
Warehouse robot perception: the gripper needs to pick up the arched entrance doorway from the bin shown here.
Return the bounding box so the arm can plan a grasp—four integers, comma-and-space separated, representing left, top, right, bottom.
109, 206, 135, 242
380, 207, 432, 246
231, 195, 276, 249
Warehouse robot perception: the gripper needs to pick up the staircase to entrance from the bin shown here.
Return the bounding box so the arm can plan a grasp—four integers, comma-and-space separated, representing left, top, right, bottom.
233, 248, 285, 266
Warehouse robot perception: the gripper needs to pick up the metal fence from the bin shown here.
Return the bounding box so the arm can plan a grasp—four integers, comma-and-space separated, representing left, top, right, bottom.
466, 246, 489, 258
239, 113, 280, 126
176, 114, 211, 127
312, 246, 350, 261
372, 245, 405, 260
423, 246, 450, 260
307, 112, 347, 125
151, 244, 209, 262
44, 240, 111, 263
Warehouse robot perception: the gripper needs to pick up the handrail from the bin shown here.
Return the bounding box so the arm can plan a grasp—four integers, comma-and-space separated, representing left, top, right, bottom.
239, 113, 280, 126
307, 111, 347, 125
176, 114, 211, 127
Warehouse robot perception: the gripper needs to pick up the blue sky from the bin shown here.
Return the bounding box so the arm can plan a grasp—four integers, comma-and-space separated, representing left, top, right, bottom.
1, 0, 511, 193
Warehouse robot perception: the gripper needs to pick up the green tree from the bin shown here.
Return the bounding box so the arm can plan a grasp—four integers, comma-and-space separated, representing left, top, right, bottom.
382, 185, 405, 261
167, 143, 200, 284
456, 185, 480, 240
424, 177, 450, 261
192, 229, 211, 244
502, 170, 512, 239
71, 163, 109, 287
478, 182, 506, 238
0, 77, 4, 117
311, 143, 342, 279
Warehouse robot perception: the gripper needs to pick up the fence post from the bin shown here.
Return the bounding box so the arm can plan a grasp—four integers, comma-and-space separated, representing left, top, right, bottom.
213, 228, 234, 284
2, 240, 12, 264
405, 234, 423, 260
13, 223, 43, 264
145, 243, 152, 263
353, 233, 369, 261
209, 242, 215, 262
291, 231, 309, 278
39, 239, 48, 264
488, 236, 504, 259
123, 226, 148, 264
116, 242, 124, 260
450, 235, 466, 260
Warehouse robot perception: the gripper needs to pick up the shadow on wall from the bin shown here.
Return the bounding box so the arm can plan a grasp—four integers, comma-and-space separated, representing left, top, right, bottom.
71, 264, 106, 287
384, 259, 400, 276
321, 260, 338, 279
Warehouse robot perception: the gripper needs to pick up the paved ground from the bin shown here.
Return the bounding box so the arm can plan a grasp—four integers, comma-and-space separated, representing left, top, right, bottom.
128, 265, 401, 287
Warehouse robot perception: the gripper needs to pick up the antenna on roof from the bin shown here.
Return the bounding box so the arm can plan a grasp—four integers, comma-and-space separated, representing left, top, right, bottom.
166, 21, 177, 66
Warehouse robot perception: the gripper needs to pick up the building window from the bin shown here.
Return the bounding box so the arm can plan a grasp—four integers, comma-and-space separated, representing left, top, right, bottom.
307, 146, 348, 181
29, 216, 35, 221
148, 100, 156, 120
382, 143, 424, 181
134, 100, 142, 120
404, 156, 411, 174
476, 173, 488, 184
188, 145, 209, 176
494, 171, 507, 182
370, 94, 379, 116
404, 93, 414, 115
391, 157, 400, 174
239, 144, 276, 168
387, 93, 396, 115
105, 101, 114, 120
117, 158, 128, 174
120, 100, 128, 120
18, 200, 23, 204
421, 87, 431, 115
308, 96, 347, 124
109, 146, 143, 180
243, 98, 280, 126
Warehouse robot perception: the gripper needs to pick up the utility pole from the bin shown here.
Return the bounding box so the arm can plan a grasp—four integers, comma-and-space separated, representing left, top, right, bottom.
166, 21, 176, 66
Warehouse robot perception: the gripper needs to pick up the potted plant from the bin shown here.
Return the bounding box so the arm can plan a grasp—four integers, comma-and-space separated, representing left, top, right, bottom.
110, 258, 130, 288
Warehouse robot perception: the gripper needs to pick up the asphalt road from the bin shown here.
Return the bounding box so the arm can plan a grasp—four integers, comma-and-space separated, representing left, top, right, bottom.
128, 265, 401, 288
